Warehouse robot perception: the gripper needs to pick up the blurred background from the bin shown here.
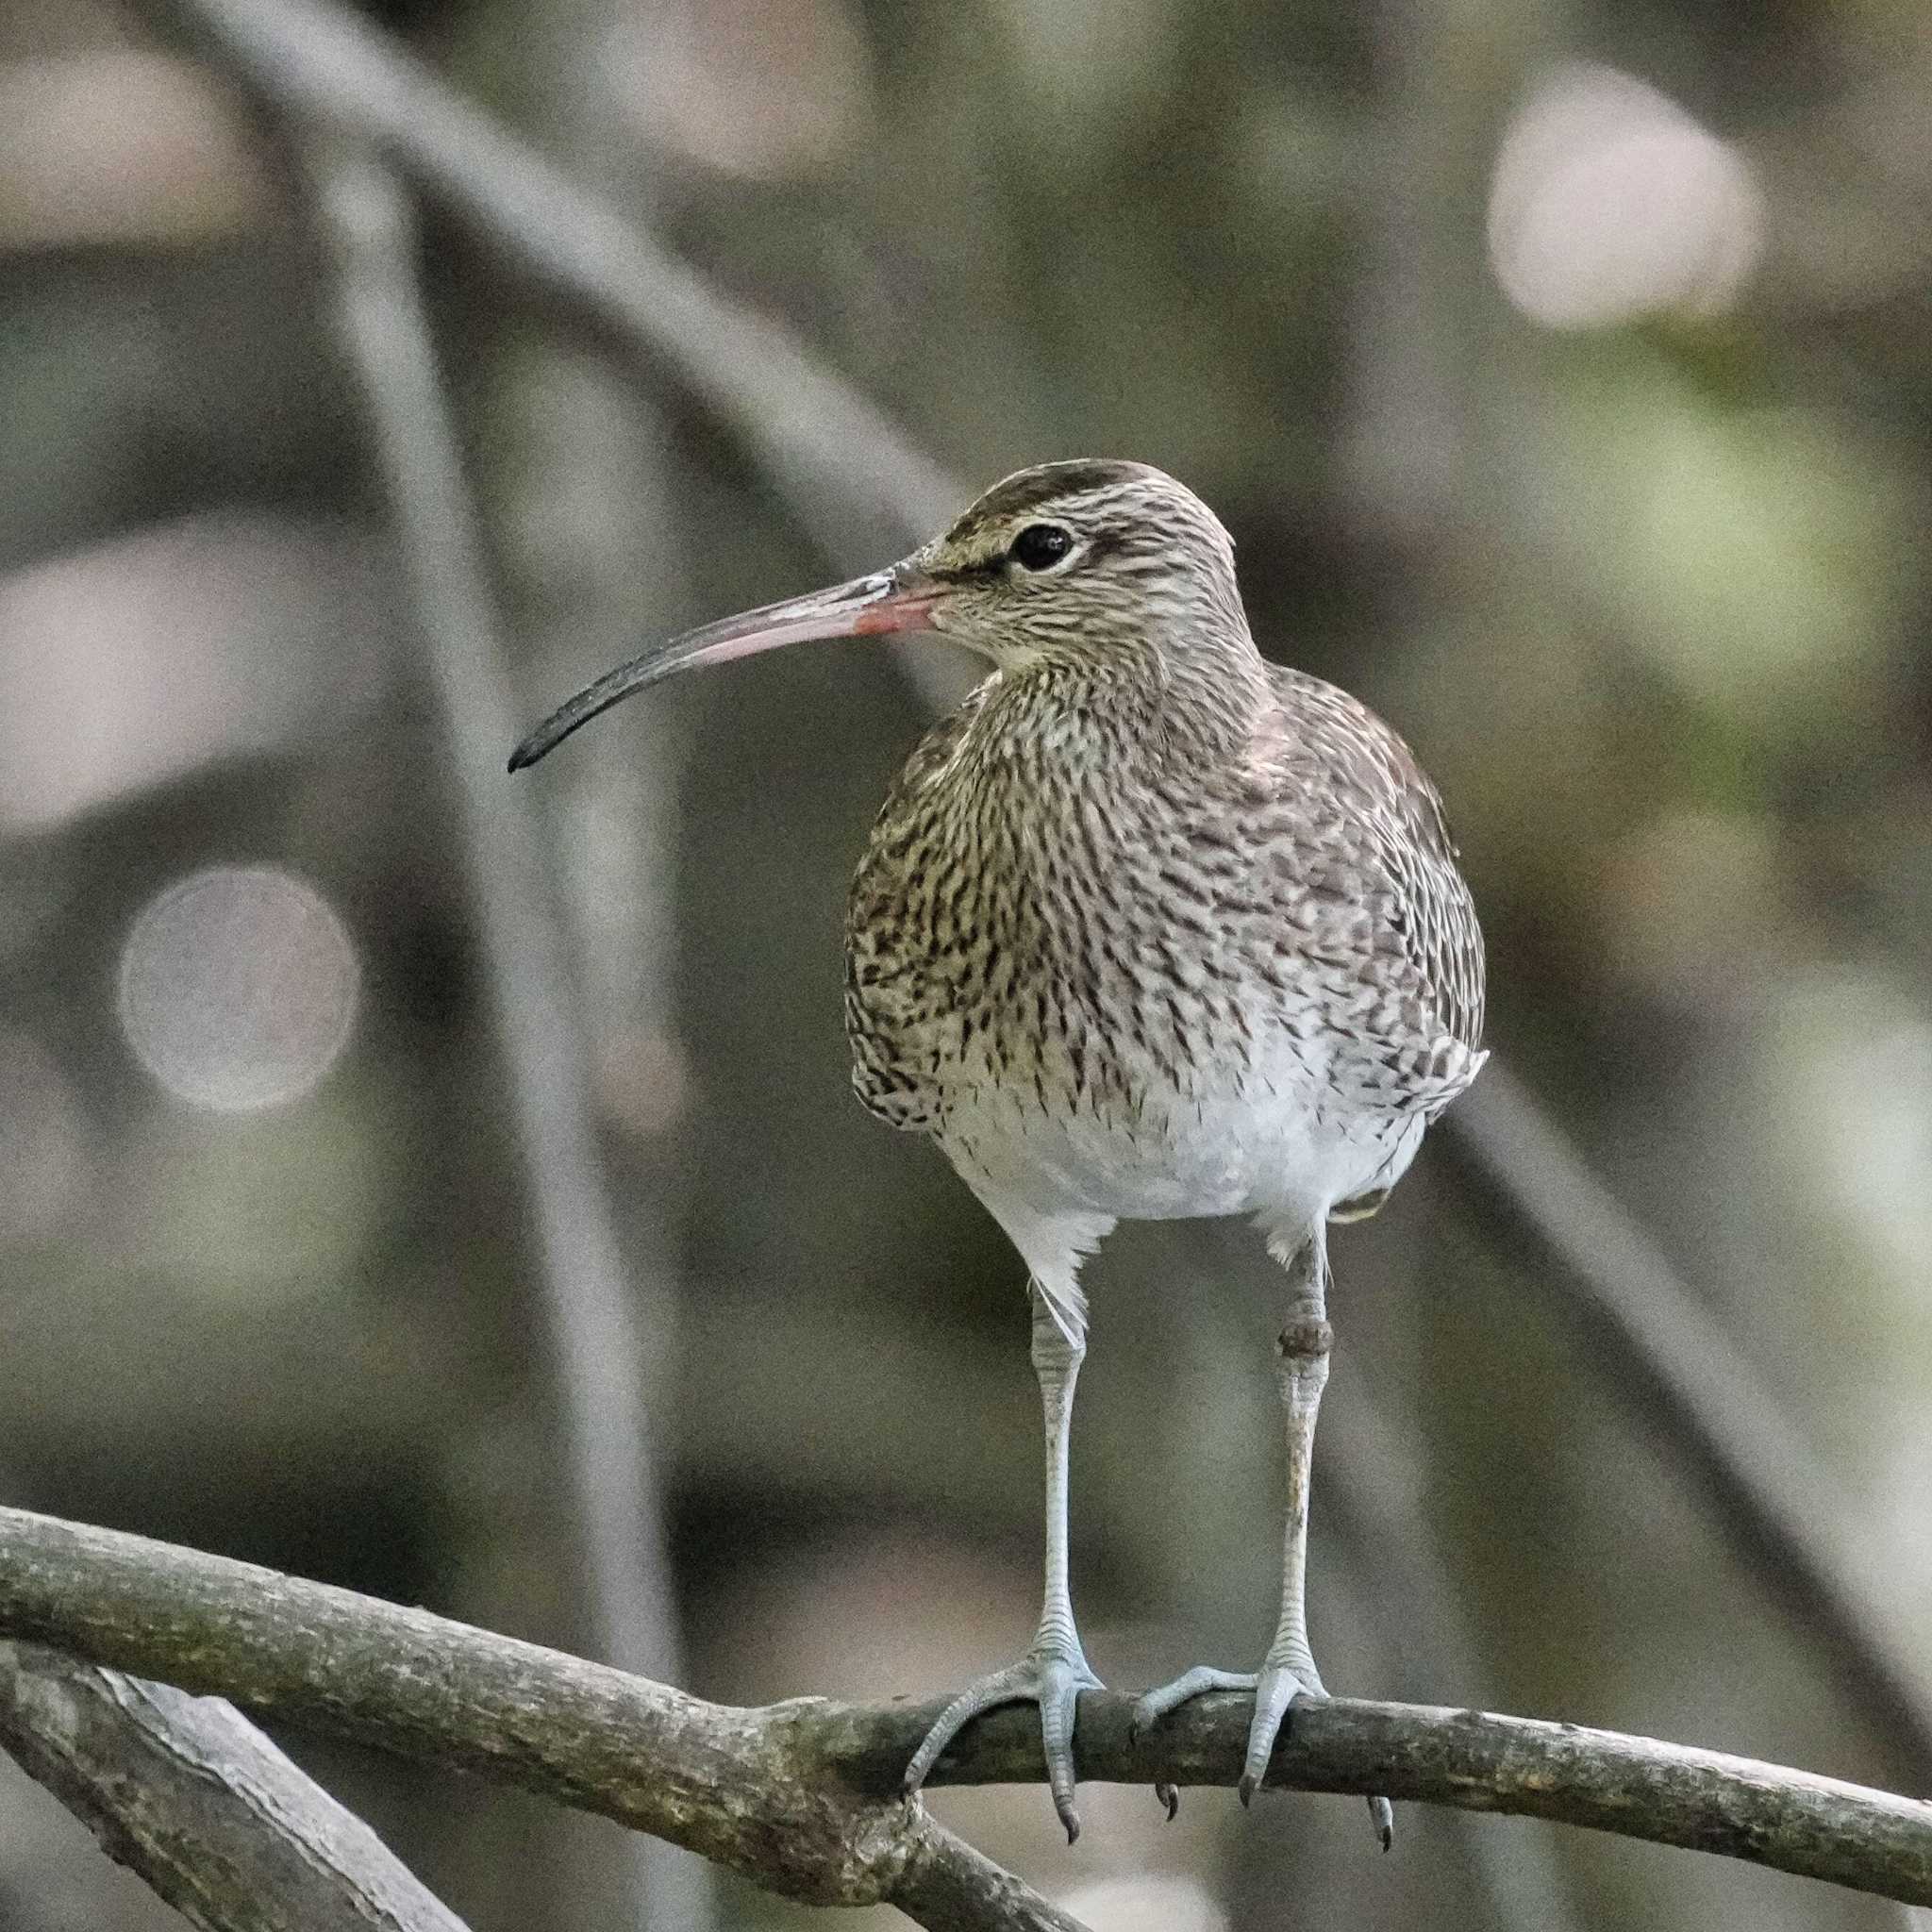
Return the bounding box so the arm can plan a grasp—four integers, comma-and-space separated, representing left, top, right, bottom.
2, 0, 1929, 1928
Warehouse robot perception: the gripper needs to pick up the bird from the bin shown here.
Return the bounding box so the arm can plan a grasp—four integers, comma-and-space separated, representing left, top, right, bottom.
508, 458, 1486, 1845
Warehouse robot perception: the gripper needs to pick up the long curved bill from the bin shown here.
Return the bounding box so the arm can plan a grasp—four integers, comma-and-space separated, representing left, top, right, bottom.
508, 565, 938, 772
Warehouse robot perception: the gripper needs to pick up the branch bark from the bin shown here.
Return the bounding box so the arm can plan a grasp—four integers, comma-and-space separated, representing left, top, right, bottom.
1, 1507, 1927, 1914
0, 1508, 1088, 1930
0, 1639, 471, 1932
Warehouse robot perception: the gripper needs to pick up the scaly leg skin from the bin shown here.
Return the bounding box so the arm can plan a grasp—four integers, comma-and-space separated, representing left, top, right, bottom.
1131, 1235, 1393, 1848
902, 1286, 1102, 1842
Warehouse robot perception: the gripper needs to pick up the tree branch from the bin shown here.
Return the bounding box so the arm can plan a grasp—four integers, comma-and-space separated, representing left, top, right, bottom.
1, 1507, 1927, 1913
0, 1639, 471, 1932
0, 1508, 1088, 1930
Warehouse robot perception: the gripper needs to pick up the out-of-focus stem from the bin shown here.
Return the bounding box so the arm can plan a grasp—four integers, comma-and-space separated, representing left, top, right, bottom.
307, 138, 691, 1925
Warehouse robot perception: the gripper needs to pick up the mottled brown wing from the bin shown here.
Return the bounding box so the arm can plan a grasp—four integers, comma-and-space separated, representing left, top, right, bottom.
1259, 666, 1486, 1112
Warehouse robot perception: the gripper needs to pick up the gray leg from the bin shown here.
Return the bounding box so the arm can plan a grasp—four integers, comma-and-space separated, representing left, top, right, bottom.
902, 1286, 1102, 1841
1134, 1237, 1391, 1844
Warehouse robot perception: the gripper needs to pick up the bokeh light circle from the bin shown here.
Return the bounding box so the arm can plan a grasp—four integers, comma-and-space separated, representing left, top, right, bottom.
1488, 62, 1765, 328
118, 865, 360, 1112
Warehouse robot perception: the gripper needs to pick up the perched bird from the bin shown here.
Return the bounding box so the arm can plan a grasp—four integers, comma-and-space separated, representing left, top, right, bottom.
509, 459, 1486, 1843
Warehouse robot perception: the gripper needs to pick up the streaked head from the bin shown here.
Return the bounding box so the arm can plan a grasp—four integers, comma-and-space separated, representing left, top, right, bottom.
909, 459, 1247, 668
508, 459, 1253, 772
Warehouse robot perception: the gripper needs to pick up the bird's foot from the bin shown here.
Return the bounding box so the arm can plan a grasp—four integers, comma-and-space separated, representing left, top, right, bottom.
903, 1641, 1103, 1842
1132, 1661, 1394, 1846
1130, 1665, 1265, 1818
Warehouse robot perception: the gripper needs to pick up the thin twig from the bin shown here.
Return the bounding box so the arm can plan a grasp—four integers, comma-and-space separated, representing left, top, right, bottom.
0, 1639, 472, 1932
1, 1506, 1928, 1913
305, 136, 690, 1924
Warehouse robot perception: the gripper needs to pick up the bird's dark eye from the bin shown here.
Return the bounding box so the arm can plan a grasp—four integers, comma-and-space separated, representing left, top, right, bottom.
1008, 524, 1074, 572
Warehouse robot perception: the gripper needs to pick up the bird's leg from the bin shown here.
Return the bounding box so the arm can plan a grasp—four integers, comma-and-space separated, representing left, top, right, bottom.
902, 1285, 1101, 1841
1133, 1236, 1391, 1844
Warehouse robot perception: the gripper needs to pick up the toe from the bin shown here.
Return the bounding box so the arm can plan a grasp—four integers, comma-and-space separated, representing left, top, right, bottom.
902, 1699, 968, 1793
1132, 1666, 1257, 1736
901, 1710, 960, 1795
1239, 1668, 1307, 1801
903, 1649, 1100, 1837
1039, 1670, 1085, 1842
902, 1663, 1029, 1794
1053, 1789, 1081, 1844
1135, 1664, 1260, 1817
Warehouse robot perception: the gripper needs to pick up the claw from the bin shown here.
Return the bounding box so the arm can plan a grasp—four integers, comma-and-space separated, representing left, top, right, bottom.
1135, 1698, 1191, 1821
1370, 1795, 1395, 1850
1139, 1659, 1392, 1831
1241, 1664, 1302, 1795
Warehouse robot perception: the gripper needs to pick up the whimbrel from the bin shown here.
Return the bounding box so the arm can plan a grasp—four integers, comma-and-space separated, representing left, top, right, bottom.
510, 459, 1487, 1843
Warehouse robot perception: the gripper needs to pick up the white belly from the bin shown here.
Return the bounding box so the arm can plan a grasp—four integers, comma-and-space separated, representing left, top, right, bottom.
934, 1040, 1423, 1229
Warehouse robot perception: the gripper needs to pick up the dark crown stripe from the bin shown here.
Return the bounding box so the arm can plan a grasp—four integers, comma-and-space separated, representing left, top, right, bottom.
942, 459, 1157, 545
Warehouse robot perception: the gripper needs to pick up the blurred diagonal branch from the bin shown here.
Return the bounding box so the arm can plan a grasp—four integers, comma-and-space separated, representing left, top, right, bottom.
1445, 1065, 1932, 1776
137, 0, 972, 721
0, 1640, 472, 1932
140, 0, 1932, 1811
141, 0, 958, 562
3, 1507, 1930, 1913
305, 135, 696, 1928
